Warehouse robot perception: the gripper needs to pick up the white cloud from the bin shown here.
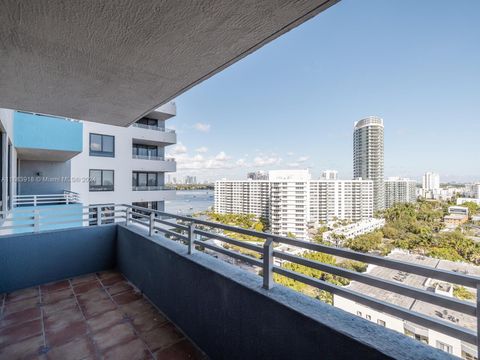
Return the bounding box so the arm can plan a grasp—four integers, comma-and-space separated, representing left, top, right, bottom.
169, 143, 187, 155
253, 155, 282, 166
297, 156, 309, 163
193, 122, 211, 132
236, 158, 247, 166
288, 162, 300, 167
214, 151, 230, 161
195, 146, 208, 153
287, 151, 294, 156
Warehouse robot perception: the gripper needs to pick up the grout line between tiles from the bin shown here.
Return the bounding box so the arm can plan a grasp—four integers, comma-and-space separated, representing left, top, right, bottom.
38, 286, 47, 349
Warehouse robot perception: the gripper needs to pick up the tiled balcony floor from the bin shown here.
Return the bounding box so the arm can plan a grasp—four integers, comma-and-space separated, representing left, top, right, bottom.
0, 271, 206, 360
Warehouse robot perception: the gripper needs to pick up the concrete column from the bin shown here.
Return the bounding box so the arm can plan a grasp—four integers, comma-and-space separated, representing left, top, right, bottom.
1, 133, 8, 215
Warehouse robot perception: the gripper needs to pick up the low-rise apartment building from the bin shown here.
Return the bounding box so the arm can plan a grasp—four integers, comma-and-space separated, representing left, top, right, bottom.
333, 250, 479, 359
215, 170, 374, 239
322, 218, 385, 244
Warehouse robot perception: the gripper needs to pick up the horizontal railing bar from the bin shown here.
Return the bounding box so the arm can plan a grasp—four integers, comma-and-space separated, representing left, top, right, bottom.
273, 237, 480, 288
196, 240, 263, 267
153, 226, 189, 243
194, 229, 263, 253
274, 251, 477, 316
153, 217, 189, 231
273, 267, 477, 345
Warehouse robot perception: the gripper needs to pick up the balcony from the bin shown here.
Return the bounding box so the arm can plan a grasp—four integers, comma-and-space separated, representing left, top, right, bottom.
13, 112, 83, 161
131, 155, 176, 172
130, 125, 176, 146
0, 204, 470, 359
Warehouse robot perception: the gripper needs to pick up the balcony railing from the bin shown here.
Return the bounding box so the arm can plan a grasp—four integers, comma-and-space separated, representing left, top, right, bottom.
132, 123, 175, 132
132, 154, 176, 161
132, 185, 168, 191
13, 190, 81, 207
1, 203, 479, 357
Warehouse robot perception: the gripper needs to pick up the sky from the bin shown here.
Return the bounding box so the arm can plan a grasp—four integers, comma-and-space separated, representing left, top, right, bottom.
166, 0, 480, 183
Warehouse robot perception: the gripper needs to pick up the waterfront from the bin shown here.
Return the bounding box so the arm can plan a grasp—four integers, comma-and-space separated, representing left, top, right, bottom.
165, 189, 214, 215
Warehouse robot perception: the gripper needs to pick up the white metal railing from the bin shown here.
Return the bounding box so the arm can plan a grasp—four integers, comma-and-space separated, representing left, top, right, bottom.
131, 154, 176, 161
132, 123, 175, 132
1, 203, 480, 357
13, 190, 81, 207
132, 185, 169, 191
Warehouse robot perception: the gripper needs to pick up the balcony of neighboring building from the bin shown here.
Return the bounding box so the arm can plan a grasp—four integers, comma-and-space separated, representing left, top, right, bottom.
130, 113, 176, 146
0, 205, 457, 360
14, 111, 82, 161
131, 143, 176, 173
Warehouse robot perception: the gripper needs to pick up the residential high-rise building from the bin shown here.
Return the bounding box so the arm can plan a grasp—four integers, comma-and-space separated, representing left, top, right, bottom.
384, 177, 417, 208
353, 116, 385, 212
215, 170, 374, 239
0, 103, 177, 223
422, 172, 440, 191
321, 170, 338, 180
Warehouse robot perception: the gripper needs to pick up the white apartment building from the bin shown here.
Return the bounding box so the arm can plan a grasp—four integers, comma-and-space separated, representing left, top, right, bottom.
334, 250, 479, 359
215, 170, 374, 239
320, 170, 338, 180
384, 177, 417, 208
423, 172, 440, 191
0, 104, 177, 230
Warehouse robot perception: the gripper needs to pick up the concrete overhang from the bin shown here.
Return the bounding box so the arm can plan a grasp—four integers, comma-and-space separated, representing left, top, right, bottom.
16, 148, 81, 161
0, 0, 339, 127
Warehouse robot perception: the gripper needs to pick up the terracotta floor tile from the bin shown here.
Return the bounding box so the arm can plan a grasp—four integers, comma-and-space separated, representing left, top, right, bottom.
86, 309, 125, 333
6, 287, 39, 303
0, 306, 42, 329
42, 297, 78, 316
119, 299, 155, 318
40, 281, 70, 293
92, 323, 136, 353
101, 274, 125, 287
46, 320, 88, 347
73, 281, 101, 295
106, 281, 133, 296
131, 309, 168, 334
97, 270, 121, 280
102, 338, 152, 360
154, 339, 205, 360
140, 323, 183, 353
77, 289, 109, 304
45, 335, 96, 360
42, 288, 74, 305
70, 274, 98, 286
44, 307, 84, 331
81, 298, 116, 319
4, 297, 39, 315
113, 291, 143, 305
0, 333, 43, 359
0, 319, 43, 347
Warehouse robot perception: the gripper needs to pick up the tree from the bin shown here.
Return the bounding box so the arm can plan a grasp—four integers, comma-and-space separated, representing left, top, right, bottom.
460, 202, 479, 218
345, 231, 383, 253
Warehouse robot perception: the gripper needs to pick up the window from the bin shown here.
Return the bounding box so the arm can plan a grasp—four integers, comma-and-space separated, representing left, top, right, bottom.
132, 144, 158, 158
366, 315, 371, 321
89, 170, 114, 191
137, 117, 159, 127
377, 319, 386, 327
436, 341, 452, 354
89, 133, 114, 157
356, 311, 362, 317
132, 171, 160, 190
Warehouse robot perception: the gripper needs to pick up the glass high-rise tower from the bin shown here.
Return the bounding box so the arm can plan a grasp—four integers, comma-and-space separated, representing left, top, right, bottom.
353, 116, 385, 212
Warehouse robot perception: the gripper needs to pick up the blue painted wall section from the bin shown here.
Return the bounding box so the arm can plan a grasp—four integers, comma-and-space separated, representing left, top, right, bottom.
13, 111, 83, 152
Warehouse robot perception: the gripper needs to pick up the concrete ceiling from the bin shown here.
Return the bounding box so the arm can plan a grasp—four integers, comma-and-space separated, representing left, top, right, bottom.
0, 0, 339, 127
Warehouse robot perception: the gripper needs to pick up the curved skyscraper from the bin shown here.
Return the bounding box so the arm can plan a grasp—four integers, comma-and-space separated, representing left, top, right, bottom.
353, 116, 385, 211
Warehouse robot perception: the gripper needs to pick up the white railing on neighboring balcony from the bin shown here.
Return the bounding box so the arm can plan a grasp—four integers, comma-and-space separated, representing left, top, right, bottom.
132, 154, 176, 161
13, 190, 81, 207
132, 185, 170, 191
132, 123, 175, 132
0, 203, 480, 357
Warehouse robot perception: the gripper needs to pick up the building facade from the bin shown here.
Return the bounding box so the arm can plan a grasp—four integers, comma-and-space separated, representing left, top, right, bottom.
422, 172, 440, 191
353, 116, 385, 212
0, 104, 177, 230
384, 177, 417, 208
215, 170, 374, 239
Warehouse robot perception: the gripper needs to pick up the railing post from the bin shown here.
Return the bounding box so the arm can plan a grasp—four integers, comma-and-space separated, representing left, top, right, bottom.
33, 195, 37, 207
33, 209, 40, 232
125, 207, 130, 226
149, 212, 155, 236
96, 206, 102, 226
188, 223, 196, 254
477, 283, 480, 360
263, 237, 274, 290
